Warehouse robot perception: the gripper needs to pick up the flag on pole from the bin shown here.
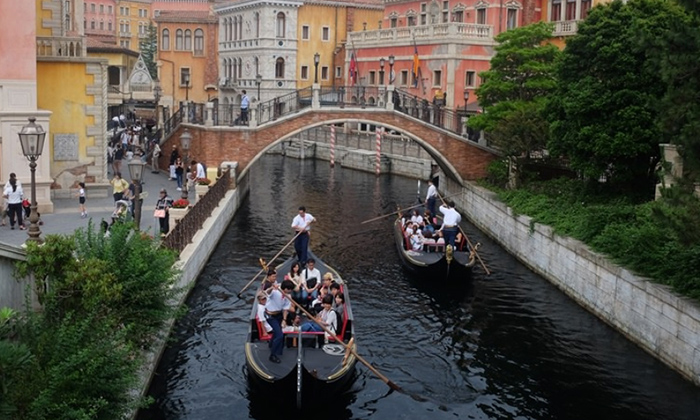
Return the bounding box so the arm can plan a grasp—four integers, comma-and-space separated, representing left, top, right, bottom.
349, 51, 358, 86
412, 44, 421, 88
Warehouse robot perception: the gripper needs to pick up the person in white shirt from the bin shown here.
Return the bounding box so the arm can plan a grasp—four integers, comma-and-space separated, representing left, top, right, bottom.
438, 200, 462, 247
410, 209, 424, 226
3, 178, 24, 230
291, 206, 316, 265
300, 258, 322, 302
264, 279, 295, 363
192, 160, 206, 180
300, 295, 337, 339
240, 90, 250, 124
425, 179, 437, 218
256, 293, 272, 334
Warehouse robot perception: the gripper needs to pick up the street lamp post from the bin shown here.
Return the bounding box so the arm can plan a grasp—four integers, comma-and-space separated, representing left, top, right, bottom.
184, 72, 190, 102
127, 159, 145, 230
379, 57, 385, 85
17, 117, 46, 244
314, 52, 320, 84
154, 81, 162, 127
463, 90, 470, 137
256, 73, 262, 101
179, 129, 192, 200
388, 55, 395, 85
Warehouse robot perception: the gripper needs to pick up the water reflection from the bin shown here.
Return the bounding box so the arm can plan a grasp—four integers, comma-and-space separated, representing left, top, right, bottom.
138, 155, 700, 420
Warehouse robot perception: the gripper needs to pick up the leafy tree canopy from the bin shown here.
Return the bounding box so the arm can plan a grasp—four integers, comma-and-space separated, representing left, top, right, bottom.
470, 22, 560, 158
547, 0, 688, 192
139, 23, 158, 79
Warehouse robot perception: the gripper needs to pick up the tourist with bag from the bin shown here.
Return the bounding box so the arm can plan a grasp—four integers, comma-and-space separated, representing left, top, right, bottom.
154, 188, 173, 236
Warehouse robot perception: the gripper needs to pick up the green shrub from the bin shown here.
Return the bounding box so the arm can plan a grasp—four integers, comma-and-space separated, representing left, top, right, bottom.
485, 159, 509, 187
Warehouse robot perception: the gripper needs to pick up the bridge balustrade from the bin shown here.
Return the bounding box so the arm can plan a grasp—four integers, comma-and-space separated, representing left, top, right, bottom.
256, 87, 313, 125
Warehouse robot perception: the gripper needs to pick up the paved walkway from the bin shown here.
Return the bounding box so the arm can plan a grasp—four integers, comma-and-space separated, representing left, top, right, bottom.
0, 169, 189, 248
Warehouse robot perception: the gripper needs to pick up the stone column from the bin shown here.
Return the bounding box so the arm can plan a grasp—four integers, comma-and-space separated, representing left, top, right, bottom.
205, 102, 214, 127
182, 101, 190, 123
249, 106, 258, 128
386, 85, 395, 111
575, 0, 582, 20
312, 83, 320, 109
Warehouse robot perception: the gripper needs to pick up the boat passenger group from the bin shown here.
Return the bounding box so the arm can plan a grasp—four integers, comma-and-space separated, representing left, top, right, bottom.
257, 206, 346, 364
402, 179, 466, 252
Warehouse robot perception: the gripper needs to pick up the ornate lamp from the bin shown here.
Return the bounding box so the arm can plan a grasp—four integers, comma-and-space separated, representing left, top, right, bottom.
17, 117, 46, 243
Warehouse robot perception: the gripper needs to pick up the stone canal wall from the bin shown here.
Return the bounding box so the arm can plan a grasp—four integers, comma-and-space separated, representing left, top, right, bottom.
453, 180, 700, 386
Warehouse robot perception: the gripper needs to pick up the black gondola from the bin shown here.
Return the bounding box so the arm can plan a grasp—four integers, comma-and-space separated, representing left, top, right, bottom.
393, 217, 476, 281
244, 249, 356, 409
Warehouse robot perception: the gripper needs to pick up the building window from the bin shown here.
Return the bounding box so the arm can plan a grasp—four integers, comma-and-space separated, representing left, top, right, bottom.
175, 29, 183, 50
322, 26, 330, 41
369, 71, 376, 85
83, 19, 86, 29
477, 8, 486, 24
407, 16, 416, 26
108, 20, 112, 30
507, 9, 518, 29
466, 71, 476, 87
420, 14, 427, 25
91, 3, 95, 13
454, 10, 464, 22
99, 20, 104, 30
100, 4, 104, 13
162, 29, 170, 50
194, 29, 204, 55
400, 70, 409, 86
566, 0, 576, 20
551, 0, 561, 21
390, 17, 398, 27
302, 25, 309, 40
184, 29, 192, 50
108, 5, 112, 14
276, 12, 285, 38
91, 19, 95, 29
84, 3, 86, 13
275, 57, 285, 78
321, 66, 329, 80
433, 70, 442, 87
255, 12, 260, 38
180, 68, 190, 86
335, 66, 342, 78
301, 65, 308, 80
581, 0, 592, 18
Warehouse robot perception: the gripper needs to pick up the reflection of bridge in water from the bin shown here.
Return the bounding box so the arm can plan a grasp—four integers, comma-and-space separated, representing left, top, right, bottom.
158, 85, 499, 185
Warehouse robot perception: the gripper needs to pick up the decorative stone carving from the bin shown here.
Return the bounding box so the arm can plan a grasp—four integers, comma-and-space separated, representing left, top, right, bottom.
53, 134, 79, 161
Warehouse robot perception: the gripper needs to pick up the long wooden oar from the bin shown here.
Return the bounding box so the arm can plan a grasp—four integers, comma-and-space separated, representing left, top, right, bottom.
285, 296, 402, 392
361, 191, 465, 225
237, 229, 305, 298
436, 191, 491, 275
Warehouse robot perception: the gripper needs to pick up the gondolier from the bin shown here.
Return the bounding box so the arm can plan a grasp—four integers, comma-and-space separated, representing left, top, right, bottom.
291, 206, 316, 266
438, 200, 461, 247
425, 179, 437, 219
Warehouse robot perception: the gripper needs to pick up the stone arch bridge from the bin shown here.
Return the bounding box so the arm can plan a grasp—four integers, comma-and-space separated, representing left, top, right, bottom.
159, 89, 499, 185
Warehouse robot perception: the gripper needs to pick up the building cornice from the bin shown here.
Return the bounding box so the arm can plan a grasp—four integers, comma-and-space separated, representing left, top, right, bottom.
214, 0, 303, 14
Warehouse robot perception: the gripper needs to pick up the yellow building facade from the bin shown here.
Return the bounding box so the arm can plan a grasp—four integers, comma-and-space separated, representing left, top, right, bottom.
117, 0, 153, 52
296, 1, 383, 89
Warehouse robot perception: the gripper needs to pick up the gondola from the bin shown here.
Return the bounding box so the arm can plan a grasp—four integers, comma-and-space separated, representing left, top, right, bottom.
244, 249, 356, 409
393, 217, 476, 281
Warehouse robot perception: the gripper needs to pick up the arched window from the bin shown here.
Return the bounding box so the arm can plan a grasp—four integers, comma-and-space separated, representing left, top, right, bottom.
175, 29, 183, 50
238, 16, 243, 39
255, 12, 260, 38
162, 29, 170, 50
223, 18, 228, 41
233, 17, 238, 41
276, 12, 285, 38
275, 57, 285, 78
255, 56, 259, 76
194, 29, 204, 55
228, 59, 233, 80
91, 19, 95, 29
238, 57, 243, 79
228, 18, 233, 41
108, 20, 112, 31
184, 29, 192, 50
99, 20, 104, 30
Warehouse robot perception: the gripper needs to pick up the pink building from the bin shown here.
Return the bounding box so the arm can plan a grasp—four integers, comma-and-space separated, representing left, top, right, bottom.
347, 0, 542, 112
84, 0, 118, 44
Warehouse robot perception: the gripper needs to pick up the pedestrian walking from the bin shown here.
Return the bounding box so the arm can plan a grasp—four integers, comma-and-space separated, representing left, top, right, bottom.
240, 90, 250, 124
76, 182, 87, 218
3, 178, 24, 230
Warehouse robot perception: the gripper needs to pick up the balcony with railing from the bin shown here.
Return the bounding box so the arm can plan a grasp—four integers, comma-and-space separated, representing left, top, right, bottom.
349, 23, 494, 45
553, 20, 580, 36
36, 36, 86, 58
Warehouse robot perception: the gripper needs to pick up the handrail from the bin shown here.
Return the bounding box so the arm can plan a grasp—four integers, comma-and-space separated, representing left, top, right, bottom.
393, 88, 467, 137
256, 87, 313, 125
161, 168, 233, 253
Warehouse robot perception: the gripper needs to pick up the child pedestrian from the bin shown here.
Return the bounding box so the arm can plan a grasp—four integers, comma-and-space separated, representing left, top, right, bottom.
77, 182, 87, 218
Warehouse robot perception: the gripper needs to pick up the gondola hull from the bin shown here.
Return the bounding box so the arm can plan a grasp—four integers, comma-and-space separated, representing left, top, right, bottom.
393, 218, 474, 282
244, 250, 356, 407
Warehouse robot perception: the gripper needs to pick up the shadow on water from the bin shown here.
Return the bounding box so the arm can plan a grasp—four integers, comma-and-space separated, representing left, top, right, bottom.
137, 155, 700, 420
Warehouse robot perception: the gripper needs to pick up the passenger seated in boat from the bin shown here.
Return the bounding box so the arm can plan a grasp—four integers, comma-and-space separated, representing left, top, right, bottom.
405, 223, 415, 236
436, 230, 445, 245
301, 259, 322, 302
284, 261, 303, 302
300, 295, 337, 338
310, 286, 328, 315
321, 272, 336, 292
422, 232, 436, 249
329, 282, 341, 309
334, 292, 345, 325
423, 210, 436, 234
262, 269, 277, 291
410, 230, 424, 251
256, 293, 272, 334
410, 209, 424, 226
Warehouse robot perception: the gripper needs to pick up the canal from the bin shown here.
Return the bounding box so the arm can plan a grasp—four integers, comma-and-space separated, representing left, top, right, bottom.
138, 155, 700, 420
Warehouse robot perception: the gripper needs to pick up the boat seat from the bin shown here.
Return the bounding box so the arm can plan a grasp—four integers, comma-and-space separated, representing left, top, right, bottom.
256, 317, 272, 341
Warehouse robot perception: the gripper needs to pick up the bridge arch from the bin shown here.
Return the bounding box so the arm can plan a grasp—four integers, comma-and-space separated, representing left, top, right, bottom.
164, 108, 498, 185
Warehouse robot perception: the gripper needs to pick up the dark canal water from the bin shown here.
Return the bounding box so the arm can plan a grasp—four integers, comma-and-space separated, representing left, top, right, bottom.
137, 155, 700, 420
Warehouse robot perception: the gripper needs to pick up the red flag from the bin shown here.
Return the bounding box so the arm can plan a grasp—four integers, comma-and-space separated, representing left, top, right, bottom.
349, 52, 357, 86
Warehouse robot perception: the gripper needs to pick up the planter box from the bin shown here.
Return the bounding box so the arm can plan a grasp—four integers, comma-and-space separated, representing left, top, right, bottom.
169, 207, 189, 227
195, 184, 209, 198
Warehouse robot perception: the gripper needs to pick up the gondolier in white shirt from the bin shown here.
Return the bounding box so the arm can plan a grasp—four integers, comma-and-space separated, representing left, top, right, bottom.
264, 279, 295, 364
438, 200, 461, 248
425, 179, 437, 220
291, 206, 316, 266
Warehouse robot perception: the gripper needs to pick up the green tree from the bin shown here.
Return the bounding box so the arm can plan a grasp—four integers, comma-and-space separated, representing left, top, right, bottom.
139, 23, 158, 79
548, 0, 686, 194
469, 22, 560, 187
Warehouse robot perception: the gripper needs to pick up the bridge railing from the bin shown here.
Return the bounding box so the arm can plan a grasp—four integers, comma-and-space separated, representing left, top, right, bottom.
256, 87, 313, 125
162, 107, 183, 140
162, 167, 233, 253
393, 88, 468, 137
212, 103, 247, 126
318, 86, 387, 108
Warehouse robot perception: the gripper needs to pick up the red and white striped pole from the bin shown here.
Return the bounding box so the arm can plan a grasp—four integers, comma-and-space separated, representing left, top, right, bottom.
330, 125, 336, 168
375, 126, 382, 176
